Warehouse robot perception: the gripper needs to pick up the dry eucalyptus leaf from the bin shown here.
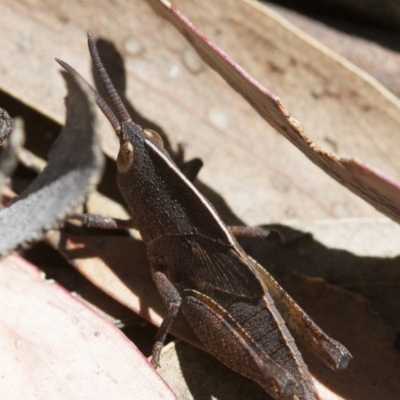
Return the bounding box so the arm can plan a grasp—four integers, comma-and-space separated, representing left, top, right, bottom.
154, 0, 400, 224
281, 217, 400, 258
2, 0, 400, 224
268, 3, 400, 98
0, 71, 104, 257
0, 254, 177, 400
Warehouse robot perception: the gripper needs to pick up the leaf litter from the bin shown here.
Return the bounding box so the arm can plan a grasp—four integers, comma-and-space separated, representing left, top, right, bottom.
0, 0, 399, 399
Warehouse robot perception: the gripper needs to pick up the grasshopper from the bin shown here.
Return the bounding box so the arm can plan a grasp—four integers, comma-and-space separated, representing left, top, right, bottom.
57, 34, 351, 400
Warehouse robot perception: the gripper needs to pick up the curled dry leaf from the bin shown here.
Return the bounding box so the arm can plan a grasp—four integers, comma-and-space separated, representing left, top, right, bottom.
0, 70, 104, 257
0, 254, 177, 400
153, 0, 400, 224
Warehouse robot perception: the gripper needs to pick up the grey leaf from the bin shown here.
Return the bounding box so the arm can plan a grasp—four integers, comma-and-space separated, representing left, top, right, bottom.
0, 70, 104, 257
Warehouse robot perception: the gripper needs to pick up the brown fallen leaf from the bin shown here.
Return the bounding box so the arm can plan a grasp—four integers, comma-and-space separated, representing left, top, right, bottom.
0, 254, 177, 400
2, 0, 400, 225
152, 0, 400, 224
268, 3, 400, 98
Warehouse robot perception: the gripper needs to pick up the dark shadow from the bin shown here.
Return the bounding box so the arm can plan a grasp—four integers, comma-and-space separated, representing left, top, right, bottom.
0, 89, 61, 194
235, 222, 400, 339
95, 154, 125, 205
264, 0, 400, 52
174, 341, 268, 400
0, 90, 61, 160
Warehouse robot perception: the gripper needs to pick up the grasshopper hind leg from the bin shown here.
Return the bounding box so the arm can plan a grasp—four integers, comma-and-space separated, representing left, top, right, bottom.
182, 289, 298, 400
249, 256, 352, 371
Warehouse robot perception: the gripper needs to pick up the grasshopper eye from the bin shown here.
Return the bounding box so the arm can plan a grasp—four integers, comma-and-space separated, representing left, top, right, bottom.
144, 129, 164, 148
117, 141, 134, 173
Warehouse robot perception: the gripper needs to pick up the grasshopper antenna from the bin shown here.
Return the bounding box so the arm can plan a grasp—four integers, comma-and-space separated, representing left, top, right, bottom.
87, 33, 132, 124
55, 58, 121, 133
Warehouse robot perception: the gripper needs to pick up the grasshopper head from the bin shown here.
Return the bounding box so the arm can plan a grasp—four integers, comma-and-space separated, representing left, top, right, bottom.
57, 34, 165, 178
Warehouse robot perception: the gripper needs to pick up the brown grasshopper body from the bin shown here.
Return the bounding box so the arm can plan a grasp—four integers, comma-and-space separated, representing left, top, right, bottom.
57, 35, 351, 400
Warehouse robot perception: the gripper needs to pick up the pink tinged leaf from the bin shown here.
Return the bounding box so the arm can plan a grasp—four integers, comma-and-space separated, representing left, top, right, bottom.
155, 0, 400, 224
0, 70, 104, 257
1, 185, 16, 207
0, 254, 177, 400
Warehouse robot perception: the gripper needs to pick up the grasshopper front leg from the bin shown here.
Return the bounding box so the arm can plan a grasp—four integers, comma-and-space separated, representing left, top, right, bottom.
68, 212, 135, 230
